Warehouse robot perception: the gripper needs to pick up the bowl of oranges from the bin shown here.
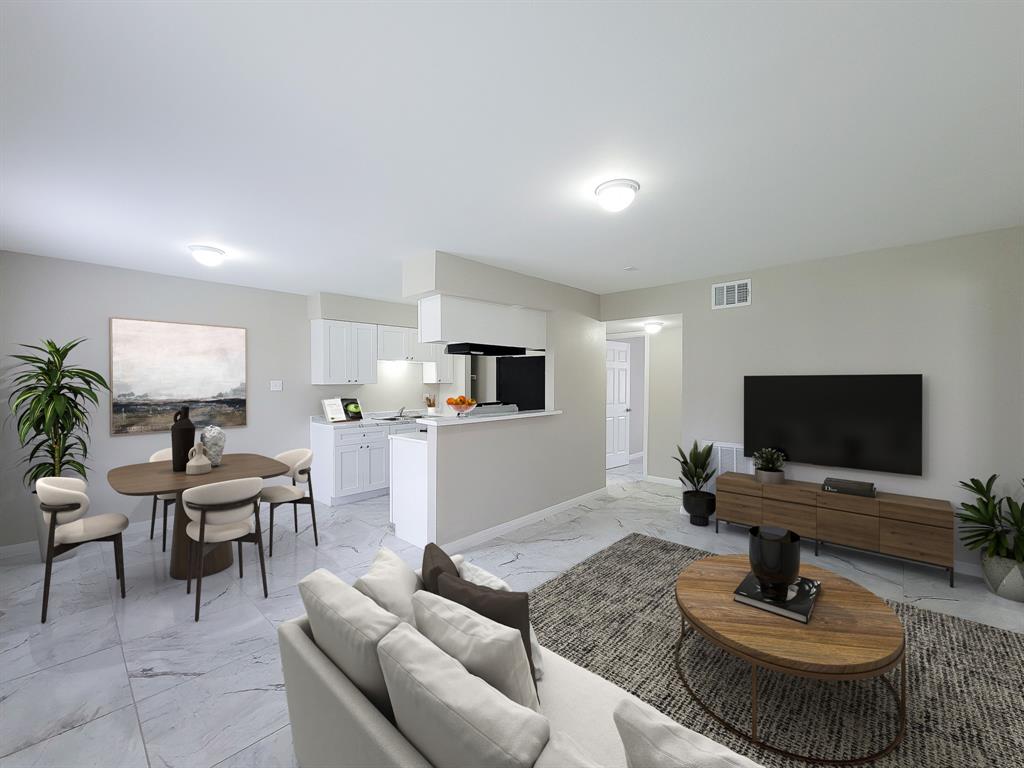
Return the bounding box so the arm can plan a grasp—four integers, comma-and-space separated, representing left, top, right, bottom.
446, 395, 477, 417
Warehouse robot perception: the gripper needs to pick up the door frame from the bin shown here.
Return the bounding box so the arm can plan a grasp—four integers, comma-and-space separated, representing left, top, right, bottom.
607, 332, 650, 478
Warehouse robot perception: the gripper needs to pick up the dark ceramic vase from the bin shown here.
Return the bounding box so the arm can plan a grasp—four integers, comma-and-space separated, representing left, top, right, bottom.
682, 491, 716, 527
170, 407, 195, 472
749, 526, 800, 601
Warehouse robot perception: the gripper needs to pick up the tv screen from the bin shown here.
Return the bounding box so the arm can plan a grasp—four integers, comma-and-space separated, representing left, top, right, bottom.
743, 375, 922, 475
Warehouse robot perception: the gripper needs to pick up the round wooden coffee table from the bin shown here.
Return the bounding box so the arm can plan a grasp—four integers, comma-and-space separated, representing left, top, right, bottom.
674, 554, 906, 765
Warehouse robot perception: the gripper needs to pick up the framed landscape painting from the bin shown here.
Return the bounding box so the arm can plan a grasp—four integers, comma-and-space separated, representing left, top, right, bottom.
110, 318, 247, 435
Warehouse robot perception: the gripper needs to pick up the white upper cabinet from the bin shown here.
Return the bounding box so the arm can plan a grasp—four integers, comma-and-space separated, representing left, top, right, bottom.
417, 294, 546, 350
377, 325, 434, 363
311, 319, 378, 385
422, 343, 454, 384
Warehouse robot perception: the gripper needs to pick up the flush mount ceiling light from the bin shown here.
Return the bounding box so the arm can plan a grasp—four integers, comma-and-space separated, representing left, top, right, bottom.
595, 179, 640, 213
188, 244, 226, 267
643, 321, 664, 334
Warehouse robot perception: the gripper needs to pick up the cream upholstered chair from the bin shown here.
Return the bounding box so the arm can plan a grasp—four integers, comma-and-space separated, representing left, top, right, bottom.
182, 477, 267, 621
260, 448, 317, 557
35, 477, 129, 623
149, 448, 175, 551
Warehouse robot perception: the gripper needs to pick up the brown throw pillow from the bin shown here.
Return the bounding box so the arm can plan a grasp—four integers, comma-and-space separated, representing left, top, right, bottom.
421, 543, 460, 594
437, 572, 536, 682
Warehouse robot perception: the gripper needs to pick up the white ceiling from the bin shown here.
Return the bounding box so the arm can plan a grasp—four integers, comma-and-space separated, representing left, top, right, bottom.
2, 2, 1021, 301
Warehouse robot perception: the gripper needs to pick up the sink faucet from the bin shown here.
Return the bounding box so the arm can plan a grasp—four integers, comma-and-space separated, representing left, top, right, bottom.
396, 406, 406, 418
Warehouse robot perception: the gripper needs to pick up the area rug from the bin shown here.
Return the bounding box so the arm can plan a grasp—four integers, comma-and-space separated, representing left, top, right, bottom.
528, 533, 1023, 767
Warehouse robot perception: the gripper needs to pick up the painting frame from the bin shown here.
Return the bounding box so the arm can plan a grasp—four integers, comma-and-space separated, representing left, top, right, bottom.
109, 317, 248, 436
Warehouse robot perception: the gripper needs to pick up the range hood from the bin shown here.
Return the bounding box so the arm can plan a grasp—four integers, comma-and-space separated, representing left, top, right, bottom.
444, 342, 527, 357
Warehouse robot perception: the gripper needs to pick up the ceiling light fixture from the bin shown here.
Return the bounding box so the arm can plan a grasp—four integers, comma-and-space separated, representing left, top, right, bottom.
595, 179, 640, 213
643, 321, 664, 334
188, 244, 226, 267
623, 266, 638, 272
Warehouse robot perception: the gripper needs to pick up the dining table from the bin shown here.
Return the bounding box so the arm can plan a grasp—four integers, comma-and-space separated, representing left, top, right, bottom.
108, 452, 289, 579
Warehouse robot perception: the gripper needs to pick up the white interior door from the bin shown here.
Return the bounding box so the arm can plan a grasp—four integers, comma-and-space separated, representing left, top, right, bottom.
605, 341, 630, 469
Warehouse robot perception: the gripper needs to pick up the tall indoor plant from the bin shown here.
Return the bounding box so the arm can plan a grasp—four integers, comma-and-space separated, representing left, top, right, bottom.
8, 339, 109, 556
673, 441, 716, 526
956, 474, 1024, 602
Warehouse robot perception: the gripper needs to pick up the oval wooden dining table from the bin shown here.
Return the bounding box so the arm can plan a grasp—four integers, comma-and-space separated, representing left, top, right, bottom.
108, 453, 289, 579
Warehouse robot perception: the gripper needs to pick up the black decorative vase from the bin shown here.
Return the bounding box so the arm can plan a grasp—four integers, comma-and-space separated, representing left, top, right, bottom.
170, 407, 195, 472
749, 526, 800, 601
682, 491, 716, 527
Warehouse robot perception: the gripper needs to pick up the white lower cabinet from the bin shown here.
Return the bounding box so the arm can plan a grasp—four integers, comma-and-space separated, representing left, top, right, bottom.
335, 443, 362, 495
311, 419, 412, 505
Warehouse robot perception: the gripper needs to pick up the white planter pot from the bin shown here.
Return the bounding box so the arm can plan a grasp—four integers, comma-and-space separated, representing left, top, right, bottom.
980, 553, 1024, 602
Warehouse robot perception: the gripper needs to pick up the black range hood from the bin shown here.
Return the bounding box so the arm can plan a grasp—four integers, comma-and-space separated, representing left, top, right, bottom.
444, 342, 527, 356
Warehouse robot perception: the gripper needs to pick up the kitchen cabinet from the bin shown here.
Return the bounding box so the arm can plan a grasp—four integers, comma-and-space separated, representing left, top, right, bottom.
311, 319, 378, 385
377, 325, 435, 363
310, 418, 417, 505
422, 344, 455, 384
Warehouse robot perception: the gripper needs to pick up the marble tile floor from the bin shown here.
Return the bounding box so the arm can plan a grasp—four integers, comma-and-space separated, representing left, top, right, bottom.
1, 473, 1019, 767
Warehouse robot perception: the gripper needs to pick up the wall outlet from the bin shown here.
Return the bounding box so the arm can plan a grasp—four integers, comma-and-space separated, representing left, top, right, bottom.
269, 380, 283, 391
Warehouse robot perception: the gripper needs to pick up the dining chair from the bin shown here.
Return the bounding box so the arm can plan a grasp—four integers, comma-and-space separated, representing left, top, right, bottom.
35, 477, 129, 623
182, 477, 267, 621
148, 448, 175, 551
259, 448, 317, 557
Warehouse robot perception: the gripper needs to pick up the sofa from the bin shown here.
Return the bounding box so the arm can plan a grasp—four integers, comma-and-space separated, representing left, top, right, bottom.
279, 552, 762, 768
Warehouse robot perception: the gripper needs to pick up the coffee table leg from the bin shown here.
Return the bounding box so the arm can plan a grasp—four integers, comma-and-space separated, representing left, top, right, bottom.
751, 664, 759, 741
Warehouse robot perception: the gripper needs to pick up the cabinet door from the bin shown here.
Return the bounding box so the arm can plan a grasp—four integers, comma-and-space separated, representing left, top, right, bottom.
327, 320, 350, 384
378, 325, 409, 361
422, 344, 454, 384
408, 328, 436, 363
350, 323, 378, 384
363, 440, 388, 491
335, 443, 362, 496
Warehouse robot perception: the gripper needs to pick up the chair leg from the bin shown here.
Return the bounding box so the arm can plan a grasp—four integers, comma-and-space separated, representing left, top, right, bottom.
162, 499, 170, 552
41, 544, 55, 624
309, 497, 319, 548
254, 509, 269, 599
268, 504, 275, 558
114, 534, 126, 599
293, 503, 298, 532
150, 496, 157, 540
194, 518, 206, 622
238, 541, 244, 579
186, 539, 194, 594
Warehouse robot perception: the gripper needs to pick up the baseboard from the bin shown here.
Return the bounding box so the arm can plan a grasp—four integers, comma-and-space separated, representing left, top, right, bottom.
629, 451, 644, 460
441, 487, 607, 552
644, 475, 678, 487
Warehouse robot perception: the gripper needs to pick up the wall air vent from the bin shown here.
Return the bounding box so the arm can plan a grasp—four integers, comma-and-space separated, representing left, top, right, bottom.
701, 441, 751, 493
712, 279, 751, 310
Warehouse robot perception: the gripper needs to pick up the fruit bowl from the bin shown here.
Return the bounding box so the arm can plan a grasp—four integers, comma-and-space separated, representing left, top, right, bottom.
446, 396, 477, 417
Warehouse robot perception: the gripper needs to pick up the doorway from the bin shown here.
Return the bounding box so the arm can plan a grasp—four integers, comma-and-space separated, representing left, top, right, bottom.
605, 331, 648, 485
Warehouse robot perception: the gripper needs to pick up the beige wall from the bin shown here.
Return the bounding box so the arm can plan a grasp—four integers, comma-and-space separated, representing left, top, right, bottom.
603, 227, 1024, 567
309, 291, 417, 327
645, 327, 683, 480
0, 252, 434, 546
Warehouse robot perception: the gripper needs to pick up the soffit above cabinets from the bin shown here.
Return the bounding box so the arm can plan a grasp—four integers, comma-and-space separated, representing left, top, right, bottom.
417, 295, 546, 350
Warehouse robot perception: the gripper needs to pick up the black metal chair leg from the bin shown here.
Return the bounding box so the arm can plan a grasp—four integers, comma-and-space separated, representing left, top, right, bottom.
194, 517, 206, 622
254, 506, 269, 598
41, 545, 54, 624
268, 504, 275, 558
292, 478, 298, 532
114, 534, 126, 598
162, 499, 170, 552
238, 541, 244, 578
150, 496, 157, 540
186, 539, 194, 594
309, 497, 319, 547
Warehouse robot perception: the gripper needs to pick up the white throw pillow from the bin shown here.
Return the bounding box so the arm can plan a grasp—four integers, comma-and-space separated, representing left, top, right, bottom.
354, 548, 419, 625
377, 623, 550, 768
534, 732, 601, 768
458, 559, 545, 681
298, 569, 401, 717
412, 590, 539, 710
613, 699, 763, 768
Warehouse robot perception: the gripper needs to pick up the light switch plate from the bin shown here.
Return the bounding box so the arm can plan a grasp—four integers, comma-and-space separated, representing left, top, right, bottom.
269, 380, 283, 391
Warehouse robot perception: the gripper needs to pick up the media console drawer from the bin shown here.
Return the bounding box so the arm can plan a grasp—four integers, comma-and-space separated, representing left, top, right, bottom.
762, 499, 816, 538
880, 519, 953, 566
818, 508, 879, 551
817, 491, 879, 517
717, 491, 762, 526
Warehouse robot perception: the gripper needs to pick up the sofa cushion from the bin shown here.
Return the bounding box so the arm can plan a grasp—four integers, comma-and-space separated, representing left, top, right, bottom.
377, 623, 550, 768
534, 732, 601, 768
421, 543, 461, 594
458, 560, 545, 681
298, 569, 401, 718
437, 573, 536, 682
614, 698, 763, 768
354, 548, 420, 625
412, 590, 539, 711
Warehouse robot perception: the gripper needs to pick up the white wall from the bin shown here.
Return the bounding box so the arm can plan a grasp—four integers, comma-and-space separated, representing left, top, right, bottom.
601, 227, 1024, 568
0, 252, 435, 546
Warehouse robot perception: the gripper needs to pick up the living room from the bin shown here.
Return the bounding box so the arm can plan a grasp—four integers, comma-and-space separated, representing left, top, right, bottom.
1, 3, 1022, 768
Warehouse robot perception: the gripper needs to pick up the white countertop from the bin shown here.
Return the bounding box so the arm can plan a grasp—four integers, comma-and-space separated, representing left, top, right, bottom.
388, 432, 428, 443
416, 409, 562, 427
310, 415, 421, 428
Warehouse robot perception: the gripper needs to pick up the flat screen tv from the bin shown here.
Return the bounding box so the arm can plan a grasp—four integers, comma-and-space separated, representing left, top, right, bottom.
744, 375, 922, 476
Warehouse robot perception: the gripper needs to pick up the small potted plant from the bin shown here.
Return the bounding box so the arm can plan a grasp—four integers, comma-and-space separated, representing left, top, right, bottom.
956, 475, 1024, 602
752, 447, 786, 484
673, 441, 716, 526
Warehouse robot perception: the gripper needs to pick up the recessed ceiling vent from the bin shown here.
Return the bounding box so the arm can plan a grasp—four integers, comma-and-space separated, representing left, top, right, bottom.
712, 278, 751, 310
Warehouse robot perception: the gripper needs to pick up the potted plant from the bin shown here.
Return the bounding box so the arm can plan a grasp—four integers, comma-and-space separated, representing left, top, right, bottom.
8, 339, 109, 559
956, 475, 1024, 602
752, 447, 786, 484
673, 441, 716, 526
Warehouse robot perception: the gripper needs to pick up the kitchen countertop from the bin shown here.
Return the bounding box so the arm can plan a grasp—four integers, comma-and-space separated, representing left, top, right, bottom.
416, 409, 562, 427
310, 415, 422, 428
388, 432, 428, 443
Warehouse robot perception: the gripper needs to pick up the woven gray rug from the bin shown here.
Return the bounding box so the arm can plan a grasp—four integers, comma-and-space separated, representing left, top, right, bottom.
528, 533, 1024, 767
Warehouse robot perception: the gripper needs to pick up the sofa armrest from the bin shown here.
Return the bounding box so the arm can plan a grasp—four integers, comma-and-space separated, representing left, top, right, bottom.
279, 617, 432, 768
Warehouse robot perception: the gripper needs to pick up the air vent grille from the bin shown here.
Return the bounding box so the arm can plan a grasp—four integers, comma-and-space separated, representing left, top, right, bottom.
711, 279, 751, 309
701, 441, 751, 492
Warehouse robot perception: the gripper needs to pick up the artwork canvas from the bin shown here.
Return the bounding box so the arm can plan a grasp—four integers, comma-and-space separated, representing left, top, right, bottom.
110, 318, 247, 435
